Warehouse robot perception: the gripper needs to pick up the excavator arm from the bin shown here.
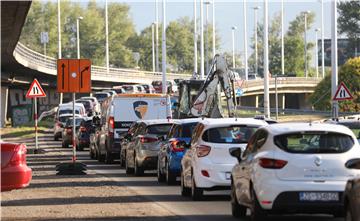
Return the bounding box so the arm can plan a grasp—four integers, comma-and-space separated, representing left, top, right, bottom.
189, 54, 237, 118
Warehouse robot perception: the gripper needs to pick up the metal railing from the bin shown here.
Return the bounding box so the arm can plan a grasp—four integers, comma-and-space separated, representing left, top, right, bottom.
13, 42, 191, 82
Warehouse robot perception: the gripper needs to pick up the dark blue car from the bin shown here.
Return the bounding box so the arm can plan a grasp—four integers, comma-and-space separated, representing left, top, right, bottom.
157, 118, 202, 185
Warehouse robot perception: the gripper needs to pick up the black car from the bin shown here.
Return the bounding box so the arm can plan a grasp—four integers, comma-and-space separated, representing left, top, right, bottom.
344, 158, 360, 221
75, 118, 95, 151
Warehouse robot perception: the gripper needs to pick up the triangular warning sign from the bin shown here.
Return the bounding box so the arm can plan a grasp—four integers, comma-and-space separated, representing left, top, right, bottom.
333, 82, 353, 101
26, 79, 46, 98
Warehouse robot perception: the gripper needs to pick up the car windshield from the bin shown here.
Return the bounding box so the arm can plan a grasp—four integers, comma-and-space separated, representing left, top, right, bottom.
202, 126, 259, 144
94, 93, 109, 99
65, 118, 84, 127
59, 109, 80, 115
146, 124, 173, 135
274, 132, 354, 154
181, 122, 198, 138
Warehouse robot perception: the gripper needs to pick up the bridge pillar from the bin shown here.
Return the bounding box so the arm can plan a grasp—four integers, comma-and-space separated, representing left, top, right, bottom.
255, 95, 259, 108
281, 93, 286, 111
1, 85, 9, 127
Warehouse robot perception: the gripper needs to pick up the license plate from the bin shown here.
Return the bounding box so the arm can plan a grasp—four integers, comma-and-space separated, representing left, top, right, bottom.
225, 172, 231, 180
299, 192, 339, 202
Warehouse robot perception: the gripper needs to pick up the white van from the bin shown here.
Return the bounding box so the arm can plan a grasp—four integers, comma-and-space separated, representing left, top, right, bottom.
97, 94, 172, 163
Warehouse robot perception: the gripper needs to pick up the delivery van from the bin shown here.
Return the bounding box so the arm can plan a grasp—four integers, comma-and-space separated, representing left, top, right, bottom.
97, 94, 172, 163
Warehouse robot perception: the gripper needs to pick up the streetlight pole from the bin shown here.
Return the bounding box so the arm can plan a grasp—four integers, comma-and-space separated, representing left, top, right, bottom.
74, 16, 82, 163
58, 0, 63, 104
331, 0, 338, 119
76, 16, 83, 59
105, 0, 109, 76
162, 0, 167, 94
321, 0, 325, 78
243, 0, 248, 81
263, 0, 270, 118
315, 28, 320, 78
231, 26, 237, 69
193, 0, 198, 75
281, 0, 285, 76
152, 23, 155, 73
200, 0, 205, 79
253, 6, 259, 76
303, 11, 310, 78
155, 0, 159, 72
212, 0, 215, 58
205, 1, 210, 75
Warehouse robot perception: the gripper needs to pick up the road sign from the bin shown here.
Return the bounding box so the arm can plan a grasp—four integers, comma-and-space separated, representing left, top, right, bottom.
235, 88, 243, 97
333, 82, 353, 101
57, 59, 92, 93
26, 79, 46, 98
40, 32, 49, 44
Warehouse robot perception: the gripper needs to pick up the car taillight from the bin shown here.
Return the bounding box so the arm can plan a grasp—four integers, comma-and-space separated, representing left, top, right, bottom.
196, 145, 211, 157
170, 140, 184, 152
66, 128, 72, 134
108, 116, 114, 137
10, 144, 27, 166
140, 136, 158, 143
80, 126, 87, 132
259, 158, 287, 169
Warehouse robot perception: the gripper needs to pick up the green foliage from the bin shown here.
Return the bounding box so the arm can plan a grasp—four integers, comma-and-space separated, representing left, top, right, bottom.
310, 57, 360, 111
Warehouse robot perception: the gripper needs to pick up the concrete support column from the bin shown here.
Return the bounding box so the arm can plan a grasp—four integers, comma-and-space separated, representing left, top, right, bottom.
1, 86, 9, 127
281, 93, 285, 110
255, 95, 259, 109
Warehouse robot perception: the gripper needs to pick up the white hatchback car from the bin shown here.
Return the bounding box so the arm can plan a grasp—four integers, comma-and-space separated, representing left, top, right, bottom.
180, 118, 268, 200
230, 122, 360, 220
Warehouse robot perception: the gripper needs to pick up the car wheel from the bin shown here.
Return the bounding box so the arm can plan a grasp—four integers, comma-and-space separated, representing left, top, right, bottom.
125, 157, 134, 175
157, 160, 165, 182
134, 157, 144, 176
166, 161, 176, 185
191, 174, 203, 201
181, 170, 191, 197
250, 189, 267, 221
105, 150, 113, 164
231, 182, 247, 218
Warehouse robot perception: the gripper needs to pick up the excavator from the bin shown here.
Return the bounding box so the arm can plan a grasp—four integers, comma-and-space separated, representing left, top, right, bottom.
174, 54, 238, 119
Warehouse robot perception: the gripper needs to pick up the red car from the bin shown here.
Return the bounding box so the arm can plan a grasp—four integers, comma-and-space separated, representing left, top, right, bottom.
1, 142, 32, 191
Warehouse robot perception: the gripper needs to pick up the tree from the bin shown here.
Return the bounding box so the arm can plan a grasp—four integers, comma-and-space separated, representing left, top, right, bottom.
310, 57, 360, 111
338, 1, 360, 58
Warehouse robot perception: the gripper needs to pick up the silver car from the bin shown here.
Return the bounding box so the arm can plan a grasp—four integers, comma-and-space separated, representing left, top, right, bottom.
125, 119, 175, 176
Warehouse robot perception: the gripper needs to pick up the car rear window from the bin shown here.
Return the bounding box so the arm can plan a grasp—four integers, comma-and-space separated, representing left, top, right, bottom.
146, 124, 173, 135
202, 125, 259, 144
94, 93, 109, 99
180, 122, 198, 138
59, 116, 71, 123
274, 132, 354, 154
66, 118, 84, 127
59, 109, 80, 115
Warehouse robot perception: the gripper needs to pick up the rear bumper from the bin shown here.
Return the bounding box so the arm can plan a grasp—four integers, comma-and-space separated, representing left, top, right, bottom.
1, 166, 32, 192
137, 150, 158, 169
270, 191, 344, 215
194, 161, 234, 189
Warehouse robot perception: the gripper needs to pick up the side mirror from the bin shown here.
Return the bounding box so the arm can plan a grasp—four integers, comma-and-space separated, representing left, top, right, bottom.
345, 158, 360, 169
229, 147, 242, 162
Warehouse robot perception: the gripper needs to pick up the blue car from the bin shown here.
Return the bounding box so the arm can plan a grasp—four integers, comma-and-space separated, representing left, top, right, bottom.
157, 118, 202, 185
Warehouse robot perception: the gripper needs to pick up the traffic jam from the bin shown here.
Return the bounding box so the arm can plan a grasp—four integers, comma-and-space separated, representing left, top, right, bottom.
2, 53, 360, 221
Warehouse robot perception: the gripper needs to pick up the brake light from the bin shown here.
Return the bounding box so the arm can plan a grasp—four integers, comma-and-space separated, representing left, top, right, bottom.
108, 116, 114, 137
10, 144, 27, 166
170, 140, 184, 152
140, 136, 158, 143
80, 126, 87, 132
196, 145, 211, 157
259, 158, 287, 169
201, 170, 210, 177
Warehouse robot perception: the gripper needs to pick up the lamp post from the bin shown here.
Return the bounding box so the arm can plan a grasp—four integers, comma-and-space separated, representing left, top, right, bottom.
76, 16, 83, 59
58, 0, 63, 103
263, 0, 270, 118
105, 0, 109, 76
162, 0, 167, 94
331, 0, 338, 119
253, 6, 260, 76
212, 0, 216, 58
243, 0, 248, 80
152, 23, 155, 73
321, 0, 325, 78
281, 0, 284, 76
315, 28, 320, 78
205, 1, 211, 75
303, 11, 310, 78
231, 26, 237, 69
193, 0, 198, 75
200, 0, 205, 79
155, 0, 159, 72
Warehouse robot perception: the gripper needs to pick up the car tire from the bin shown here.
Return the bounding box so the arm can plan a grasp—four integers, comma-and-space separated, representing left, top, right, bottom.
134, 157, 144, 176
191, 174, 203, 201
251, 189, 267, 221
166, 161, 176, 185
105, 150, 113, 164
231, 182, 247, 218
157, 160, 165, 182
181, 171, 191, 197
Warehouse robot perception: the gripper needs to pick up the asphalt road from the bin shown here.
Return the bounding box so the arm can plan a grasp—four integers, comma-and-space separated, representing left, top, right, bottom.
72, 149, 343, 221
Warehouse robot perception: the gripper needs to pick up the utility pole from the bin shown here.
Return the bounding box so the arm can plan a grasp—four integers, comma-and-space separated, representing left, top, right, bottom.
200, 0, 205, 79
205, 1, 210, 75
281, 0, 284, 76
162, 0, 167, 94
152, 23, 155, 73
243, 0, 248, 80
303, 11, 310, 78
315, 28, 320, 78
321, 0, 325, 78
331, 0, 338, 119
193, 0, 198, 75
263, 0, 270, 118
253, 6, 259, 76
155, 0, 159, 72
58, 0, 63, 104
231, 26, 237, 69
105, 0, 109, 76
212, 0, 216, 58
